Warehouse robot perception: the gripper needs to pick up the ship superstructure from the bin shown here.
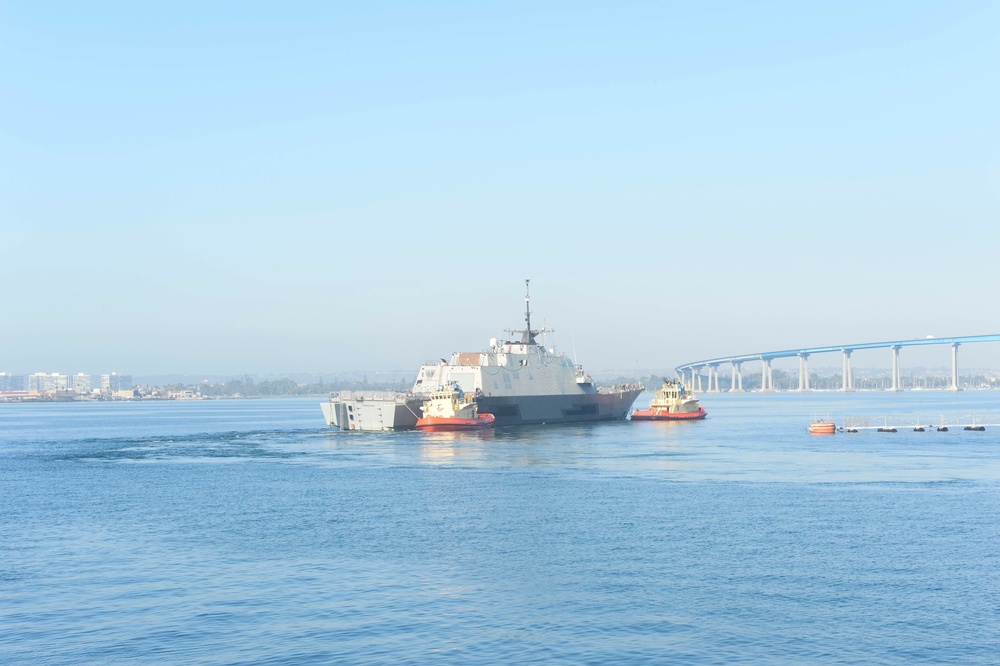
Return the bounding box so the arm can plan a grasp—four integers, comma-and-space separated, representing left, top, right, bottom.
321, 281, 643, 430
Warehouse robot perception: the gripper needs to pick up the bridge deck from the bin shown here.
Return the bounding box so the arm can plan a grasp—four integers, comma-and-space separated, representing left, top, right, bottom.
677, 333, 1000, 371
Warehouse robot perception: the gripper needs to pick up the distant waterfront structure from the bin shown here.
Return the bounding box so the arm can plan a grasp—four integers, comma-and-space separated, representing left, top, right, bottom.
71, 373, 92, 393
28, 372, 68, 391
101, 373, 132, 392
676, 333, 1000, 393
28, 373, 45, 391
0, 372, 26, 391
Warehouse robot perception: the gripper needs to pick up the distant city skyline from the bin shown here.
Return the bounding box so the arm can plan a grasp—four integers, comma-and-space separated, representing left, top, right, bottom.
3, 362, 1000, 385
2, 2, 997, 374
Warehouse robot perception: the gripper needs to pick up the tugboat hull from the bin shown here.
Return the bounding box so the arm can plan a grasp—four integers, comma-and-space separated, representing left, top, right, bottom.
415, 413, 496, 431
808, 420, 836, 434
631, 407, 707, 421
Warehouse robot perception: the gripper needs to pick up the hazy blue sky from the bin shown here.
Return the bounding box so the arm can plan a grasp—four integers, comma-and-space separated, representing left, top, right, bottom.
3, 1, 998, 375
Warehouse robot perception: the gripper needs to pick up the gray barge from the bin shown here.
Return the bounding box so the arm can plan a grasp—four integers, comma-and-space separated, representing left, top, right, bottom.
320, 390, 423, 432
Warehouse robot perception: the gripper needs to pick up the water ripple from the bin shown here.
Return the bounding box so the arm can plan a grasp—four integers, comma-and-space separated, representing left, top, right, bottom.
1, 396, 999, 663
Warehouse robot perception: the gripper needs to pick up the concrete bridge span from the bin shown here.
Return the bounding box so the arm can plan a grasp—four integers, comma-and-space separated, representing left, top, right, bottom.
675, 334, 1000, 393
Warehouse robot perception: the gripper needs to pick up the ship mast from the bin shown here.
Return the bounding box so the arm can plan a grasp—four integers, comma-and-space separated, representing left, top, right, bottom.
505, 279, 545, 345
523, 279, 533, 344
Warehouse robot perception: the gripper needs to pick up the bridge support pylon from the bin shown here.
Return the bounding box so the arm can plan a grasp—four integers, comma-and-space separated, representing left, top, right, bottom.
797, 353, 810, 392
760, 358, 773, 392
890, 345, 902, 391
950, 342, 962, 391
841, 349, 854, 391
711, 364, 721, 392
730, 362, 743, 392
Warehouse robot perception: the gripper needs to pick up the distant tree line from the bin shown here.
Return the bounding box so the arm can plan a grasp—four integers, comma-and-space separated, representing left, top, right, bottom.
162, 376, 412, 398
159, 370, 999, 398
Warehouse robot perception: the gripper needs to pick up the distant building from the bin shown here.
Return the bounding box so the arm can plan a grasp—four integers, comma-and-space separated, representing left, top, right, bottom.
0, 373, 26, 391
28, 372, 68, 391
71, 373, 92, 393
101, 373, 132, 392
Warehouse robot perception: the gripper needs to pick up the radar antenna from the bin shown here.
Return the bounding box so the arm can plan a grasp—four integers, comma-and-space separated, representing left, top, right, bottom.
503, 279, 548, 345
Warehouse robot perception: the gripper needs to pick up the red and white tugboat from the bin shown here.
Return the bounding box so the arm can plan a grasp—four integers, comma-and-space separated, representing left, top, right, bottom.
631, 380, 706, 421
808, 419, 836, 434
415, 384, 496, 431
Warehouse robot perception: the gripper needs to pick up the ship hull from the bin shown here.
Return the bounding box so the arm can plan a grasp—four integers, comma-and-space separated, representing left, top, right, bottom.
477, 388, 643, 427
324, 388, 643, 430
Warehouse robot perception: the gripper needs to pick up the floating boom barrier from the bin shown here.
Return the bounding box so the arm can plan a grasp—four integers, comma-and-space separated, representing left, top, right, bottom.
839, 413, 1000, 432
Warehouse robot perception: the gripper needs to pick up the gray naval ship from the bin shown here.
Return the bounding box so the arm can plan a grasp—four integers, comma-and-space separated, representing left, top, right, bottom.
321, 281, 643, 431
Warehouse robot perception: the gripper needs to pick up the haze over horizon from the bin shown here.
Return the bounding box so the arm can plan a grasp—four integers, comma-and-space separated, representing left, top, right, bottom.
3, 2, 998, 375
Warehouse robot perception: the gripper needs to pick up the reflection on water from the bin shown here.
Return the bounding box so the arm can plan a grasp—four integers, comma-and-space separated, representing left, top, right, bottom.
419, 429, 495, 464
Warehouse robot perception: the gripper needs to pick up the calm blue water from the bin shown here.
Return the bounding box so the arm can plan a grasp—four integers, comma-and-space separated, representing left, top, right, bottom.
2, 391, 999, 664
